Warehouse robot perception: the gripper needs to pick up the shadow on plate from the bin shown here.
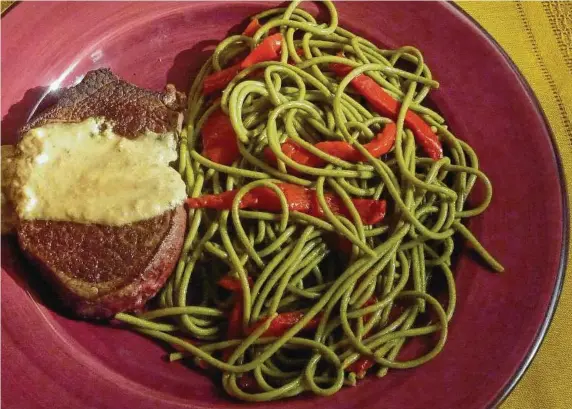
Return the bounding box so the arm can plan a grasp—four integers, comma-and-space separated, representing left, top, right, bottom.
166, 39, 220, 93
1, 86, 61, 144
1, 236, 80, 319
164, 12, 253, 93
164, 1, 325, 94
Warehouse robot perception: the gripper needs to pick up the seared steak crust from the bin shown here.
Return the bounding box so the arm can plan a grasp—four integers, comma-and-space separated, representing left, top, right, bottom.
16, 68, 187, 319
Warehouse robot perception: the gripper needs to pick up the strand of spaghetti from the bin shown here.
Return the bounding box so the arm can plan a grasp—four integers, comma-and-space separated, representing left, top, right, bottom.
116, 0, 503, 401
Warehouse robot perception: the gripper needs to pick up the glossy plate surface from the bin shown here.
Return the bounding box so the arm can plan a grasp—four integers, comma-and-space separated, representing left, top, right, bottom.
1, 2, 566, 409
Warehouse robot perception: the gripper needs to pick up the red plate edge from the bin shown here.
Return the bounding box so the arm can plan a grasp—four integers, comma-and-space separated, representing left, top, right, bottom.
448, 4, 568, 406
0, 2, 568, 409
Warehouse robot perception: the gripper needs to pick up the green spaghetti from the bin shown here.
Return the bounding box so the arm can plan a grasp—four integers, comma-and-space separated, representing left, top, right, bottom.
116, 0, 503, 402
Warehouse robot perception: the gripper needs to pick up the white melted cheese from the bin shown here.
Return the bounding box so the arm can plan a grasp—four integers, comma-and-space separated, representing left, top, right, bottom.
6, 117, 186, 226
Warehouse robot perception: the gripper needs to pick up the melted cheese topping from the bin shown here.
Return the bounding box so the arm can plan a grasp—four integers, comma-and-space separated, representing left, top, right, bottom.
5, 118, 186, 226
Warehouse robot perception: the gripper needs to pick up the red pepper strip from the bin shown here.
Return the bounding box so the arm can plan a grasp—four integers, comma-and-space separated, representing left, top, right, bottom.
346, 299, 404, 378
240, 33, 283, 69
187, 183, 311, 213
287, 48, 306, 65
222, 295, 243, 362
336, 236, 353, 254
203, 16, 260, 94
309, 191, 387, 225
237, 373, 260, 393
202, 34, 284, 95
281, 139, 319, 166
246, 311, 322, 337
346, 357, 374, 378
388, 302, 405, 323
250, 183, 313, 213
196, 359, 209, 370
242, 18, 261, 37
361, 296, 377, 326
316, 122, 397, 162
201, 109, 241, 165
227, 298, 243, 340
217, 275, 254, 292
186, 190, 258, 210
186, 183, 387, 225
202, 64, 242, 95
344, 297, 376, 377
217, 276, 254, 361
262, 140, 322, 174
264, 122, 397, 169
330, 63, 442, 160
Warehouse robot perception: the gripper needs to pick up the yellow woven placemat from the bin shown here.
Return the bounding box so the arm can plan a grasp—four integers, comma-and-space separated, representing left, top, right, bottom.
458, 2, 572, 408
2, 1, 570, 407
1, 1, 13, 14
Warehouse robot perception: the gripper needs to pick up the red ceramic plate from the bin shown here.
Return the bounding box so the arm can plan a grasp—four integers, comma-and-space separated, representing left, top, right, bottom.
1, 2, 566, 409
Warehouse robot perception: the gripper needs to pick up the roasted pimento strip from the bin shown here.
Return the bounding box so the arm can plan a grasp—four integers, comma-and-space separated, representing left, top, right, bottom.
264, 122, 397, 169
202, 34, 283, 95
187, 183, 387, 225
330, 63, 442, 160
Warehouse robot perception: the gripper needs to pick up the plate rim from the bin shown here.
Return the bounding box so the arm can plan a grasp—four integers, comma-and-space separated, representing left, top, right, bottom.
447, 2, 569, 407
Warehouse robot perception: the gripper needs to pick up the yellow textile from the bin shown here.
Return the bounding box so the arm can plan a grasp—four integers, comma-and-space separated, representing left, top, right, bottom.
1, 1, 570, 407
459, 2, 572, 408
1, 1, 13, 14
